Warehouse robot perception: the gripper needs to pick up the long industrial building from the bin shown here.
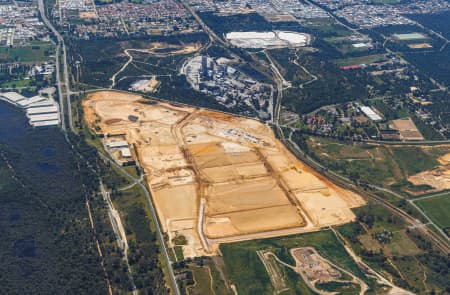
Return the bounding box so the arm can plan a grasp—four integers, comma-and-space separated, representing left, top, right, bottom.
26, 106, 59, 116
28, 113, 60, 123
0, 91, 61, 127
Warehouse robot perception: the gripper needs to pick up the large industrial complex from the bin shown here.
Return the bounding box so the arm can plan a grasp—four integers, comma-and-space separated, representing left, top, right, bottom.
0, 91, 60, 127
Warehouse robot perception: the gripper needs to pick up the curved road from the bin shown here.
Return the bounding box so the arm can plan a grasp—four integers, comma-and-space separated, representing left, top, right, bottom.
38, 2, 181, 294
99, 152, 181, 295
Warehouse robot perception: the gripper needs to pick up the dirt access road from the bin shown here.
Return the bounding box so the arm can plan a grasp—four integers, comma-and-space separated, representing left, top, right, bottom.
83, 91, 365, 257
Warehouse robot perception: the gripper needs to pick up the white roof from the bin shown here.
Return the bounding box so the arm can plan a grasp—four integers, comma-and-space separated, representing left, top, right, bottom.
26, 106, 59, 115
29, 113, 60, 123
353, 43, 368, 48
106, 141, 129, 148
32, 120, 60, 127
28, 100, 57, 108
1, 92, 26, 103
121, 148, 132, 157
360, 106, 382, 121
17, 95, 47, 107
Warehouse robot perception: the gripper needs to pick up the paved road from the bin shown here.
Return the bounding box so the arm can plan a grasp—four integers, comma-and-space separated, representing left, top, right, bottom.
38, 2, 181, 294
37, 0, 66, 131
411, 190, 450, 202
99, 153, 181, 295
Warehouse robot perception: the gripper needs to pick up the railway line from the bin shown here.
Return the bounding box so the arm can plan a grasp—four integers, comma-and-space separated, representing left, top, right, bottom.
281, 137, 449, 254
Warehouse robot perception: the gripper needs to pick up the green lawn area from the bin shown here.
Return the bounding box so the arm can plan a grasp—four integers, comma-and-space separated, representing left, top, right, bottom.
220, 230, 371, 295
1, 79, 31, 88
415, 194, 450, 228
316, 281, 360, 294
304, 18, 352, 37
0, 44, 55, 63
385, 231, 422, 257
174, 246, 184, 261
358, 234, 382, 252
391, 146, 439, 175
334, 54, 387, 66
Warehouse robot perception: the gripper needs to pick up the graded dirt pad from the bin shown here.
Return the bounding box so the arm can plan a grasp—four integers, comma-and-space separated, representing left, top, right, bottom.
408, 152, 450, 191
83, 91, 365, 256
407, 43, 432, 49
134, 42, 202, 57
391, 118, 424, 141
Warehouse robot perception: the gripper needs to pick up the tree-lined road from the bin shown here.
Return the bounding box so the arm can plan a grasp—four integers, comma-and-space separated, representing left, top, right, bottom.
38, 2, 181, 294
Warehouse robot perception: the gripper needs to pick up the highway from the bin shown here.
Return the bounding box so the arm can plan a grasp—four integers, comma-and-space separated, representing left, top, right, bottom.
38, 0, 74, 133
179, 0, 226, 46
98, 152, 181, 295
38, 2, 181, 294
37, 0, 66, 131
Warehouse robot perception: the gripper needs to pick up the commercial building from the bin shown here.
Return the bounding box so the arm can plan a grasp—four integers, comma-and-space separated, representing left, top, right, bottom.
360, 106, 383, 122
26, 106, 59, 116
0, 92, 26, 105
28, 113, 60, 123
0, 91, 61, 127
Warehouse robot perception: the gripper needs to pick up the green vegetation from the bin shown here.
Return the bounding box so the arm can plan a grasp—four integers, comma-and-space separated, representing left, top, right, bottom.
172, 234, 188, 246
0, 103, 109, 294
0, 44, 55, 63
302, 18, 352, 38
174, 246, 184, 261
415, 194, 450, 229
220, 230, 372, 295
316, 281, 360, 293
71, 100, 168, 294
411, 116, 445, 141
384, 232, 422, 256
338, 202, 450, 294
188, 267, 215, 295
391, 146, 439, 175
334, 54, 387, 67
403, 47, 450, 86
282, 51, 370, 115
300, 135, 445, 193
198, 12, 301, 36
266, 48, 311, 87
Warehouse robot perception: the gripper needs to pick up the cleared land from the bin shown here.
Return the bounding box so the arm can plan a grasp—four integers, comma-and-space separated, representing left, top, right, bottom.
408, 153, 450, 192
407, 43, 432, 49
83, 91, 365, 257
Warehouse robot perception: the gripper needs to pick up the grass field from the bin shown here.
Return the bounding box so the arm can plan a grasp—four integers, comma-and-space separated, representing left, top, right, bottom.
306, 136, 446, 193
415, 194, 450, 228
385, 231, 422, 257
0, 44, 55, 63
220, 230, 372, 295
1, 79, 31, 88
174, 246, 184, 261
334, 54, 387, 67
303, 18, 352, 37
188, 267, 215, 295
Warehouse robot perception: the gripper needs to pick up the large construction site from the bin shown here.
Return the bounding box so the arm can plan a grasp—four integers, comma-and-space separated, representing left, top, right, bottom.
83, 91, 365, 257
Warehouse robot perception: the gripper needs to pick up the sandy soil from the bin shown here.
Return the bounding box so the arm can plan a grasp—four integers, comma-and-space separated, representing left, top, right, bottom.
408, 152, 450, 191
83, 91, 365, 256
133, 42, 202, 57
391, 118, 424, 141
407, 43, 432, 49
